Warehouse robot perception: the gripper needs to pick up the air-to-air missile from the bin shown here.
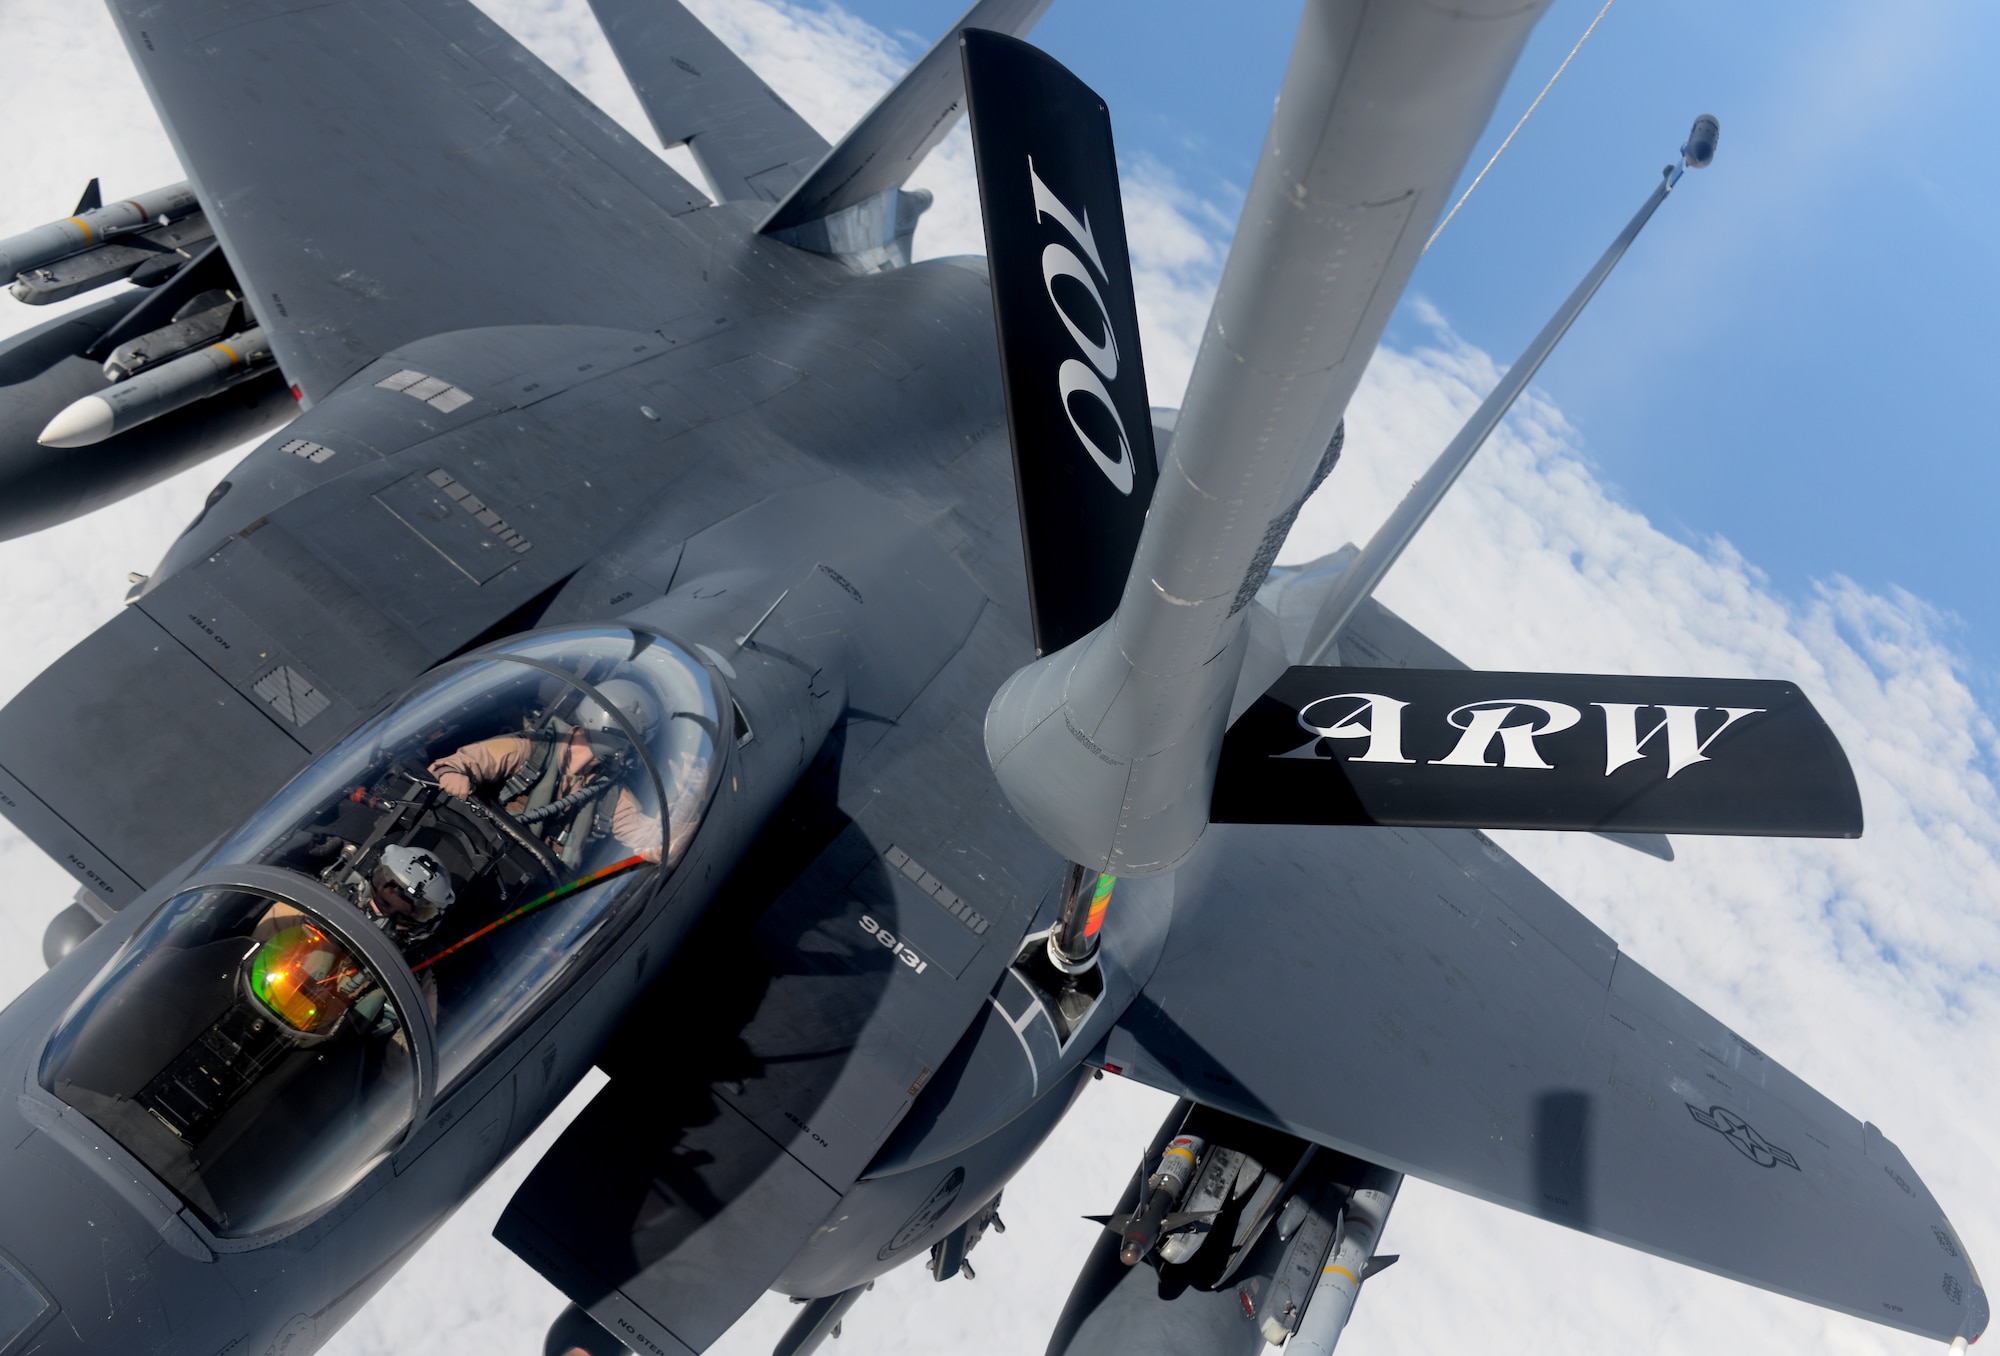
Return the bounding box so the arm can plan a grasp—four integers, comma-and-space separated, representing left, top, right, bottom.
39, 324, 275, 448
0, 182, 198, 283
0, 187, 293, 540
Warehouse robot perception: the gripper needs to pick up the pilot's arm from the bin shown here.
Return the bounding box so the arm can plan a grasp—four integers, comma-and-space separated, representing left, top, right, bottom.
429, 735, 532, 799
609, 787, 664, 863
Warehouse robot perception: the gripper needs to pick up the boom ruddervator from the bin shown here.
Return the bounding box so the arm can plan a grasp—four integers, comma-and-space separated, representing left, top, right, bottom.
39, 627, 723, 1237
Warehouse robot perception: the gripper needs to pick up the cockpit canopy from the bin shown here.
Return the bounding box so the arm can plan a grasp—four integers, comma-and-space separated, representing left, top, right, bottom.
42, 885, 417, 1236
42, 626, 724, 1237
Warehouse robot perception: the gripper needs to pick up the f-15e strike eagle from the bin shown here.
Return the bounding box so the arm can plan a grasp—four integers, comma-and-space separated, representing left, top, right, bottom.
0, 0, 1983, 1354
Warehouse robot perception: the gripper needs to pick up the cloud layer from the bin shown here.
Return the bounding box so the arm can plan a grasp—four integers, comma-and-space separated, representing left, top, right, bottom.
1, 3, 1994, 1356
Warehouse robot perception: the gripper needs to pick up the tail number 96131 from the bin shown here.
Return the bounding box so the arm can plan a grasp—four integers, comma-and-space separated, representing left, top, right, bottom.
859, 915, 930, 975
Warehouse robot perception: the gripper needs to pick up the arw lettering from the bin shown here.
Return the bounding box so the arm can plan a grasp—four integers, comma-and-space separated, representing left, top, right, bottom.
1295, 693, 1762, 777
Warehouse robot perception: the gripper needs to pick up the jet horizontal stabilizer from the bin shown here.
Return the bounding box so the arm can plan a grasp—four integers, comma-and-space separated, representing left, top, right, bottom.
1213, 666, 1862, 838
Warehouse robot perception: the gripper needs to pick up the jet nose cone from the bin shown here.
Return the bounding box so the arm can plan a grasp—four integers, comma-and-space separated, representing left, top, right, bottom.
38, 394, 115, 448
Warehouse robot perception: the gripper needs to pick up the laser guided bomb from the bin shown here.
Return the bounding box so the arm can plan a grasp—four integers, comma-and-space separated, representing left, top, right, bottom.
0, 4, 1984, 1356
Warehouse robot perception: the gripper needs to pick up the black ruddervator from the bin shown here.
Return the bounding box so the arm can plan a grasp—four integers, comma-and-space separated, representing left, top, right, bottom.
962, 28, 1159, 657
0, 3, 1981, 1356
1213, 668, 1863, 836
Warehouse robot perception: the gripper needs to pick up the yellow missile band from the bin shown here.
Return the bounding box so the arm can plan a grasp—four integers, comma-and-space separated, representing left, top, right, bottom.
68, 217, 95, 243
1321, 1264, 1358, 1284
1162, 1144, 1196, 1167
214, 341, 242, 365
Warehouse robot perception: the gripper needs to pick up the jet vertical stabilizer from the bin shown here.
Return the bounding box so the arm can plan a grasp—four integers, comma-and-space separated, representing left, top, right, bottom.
983, 0, 1554, 874
961, 28, 1160, 658
759, 0, 1054, 269
585, 0, 831, 204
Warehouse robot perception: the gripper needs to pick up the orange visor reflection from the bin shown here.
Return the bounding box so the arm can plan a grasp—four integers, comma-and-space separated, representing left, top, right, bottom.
249, 923, 361, 1034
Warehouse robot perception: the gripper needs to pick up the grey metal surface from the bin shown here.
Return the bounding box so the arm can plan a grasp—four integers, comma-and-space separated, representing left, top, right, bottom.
586, 0, 830, 204
984, 0, 1553, 876
760, 0, 1054, 234
1101, 818, 1983, 1342
0, 607, 313, 900
103, 0, 719, 401
500, 1092, 837, 1355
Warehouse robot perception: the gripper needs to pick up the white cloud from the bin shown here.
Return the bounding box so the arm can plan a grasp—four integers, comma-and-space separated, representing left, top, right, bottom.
1, 4, 1993, 1356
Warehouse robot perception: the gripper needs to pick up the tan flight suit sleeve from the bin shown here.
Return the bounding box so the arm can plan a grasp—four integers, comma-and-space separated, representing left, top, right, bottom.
610, 787, 663, 863
430, 735, 531, 800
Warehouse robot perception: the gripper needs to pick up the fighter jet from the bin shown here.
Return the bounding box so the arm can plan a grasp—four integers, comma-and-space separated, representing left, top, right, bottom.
0, 2, 1983, 1355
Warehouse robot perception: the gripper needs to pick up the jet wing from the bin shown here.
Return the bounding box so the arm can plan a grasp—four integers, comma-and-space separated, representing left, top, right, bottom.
105, 0, 719, 402
1100, 818, 1987, 1344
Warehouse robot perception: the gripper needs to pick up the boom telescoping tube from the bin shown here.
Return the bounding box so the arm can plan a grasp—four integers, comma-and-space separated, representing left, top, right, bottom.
1049, 862, 1115, 968
0, 182, 199, 280
38, 325, 274, 449
1289, 1167, 1402, 1355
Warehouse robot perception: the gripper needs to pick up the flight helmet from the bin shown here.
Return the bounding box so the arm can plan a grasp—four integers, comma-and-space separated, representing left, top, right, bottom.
575, 678, 657, 739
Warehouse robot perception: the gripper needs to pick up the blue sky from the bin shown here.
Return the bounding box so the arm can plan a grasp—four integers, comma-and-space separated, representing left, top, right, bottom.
854, 0, 2000, 696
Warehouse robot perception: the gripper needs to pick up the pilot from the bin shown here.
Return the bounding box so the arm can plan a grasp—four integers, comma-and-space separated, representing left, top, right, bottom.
361, 843, 457, 949
429, 678, 665, 865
